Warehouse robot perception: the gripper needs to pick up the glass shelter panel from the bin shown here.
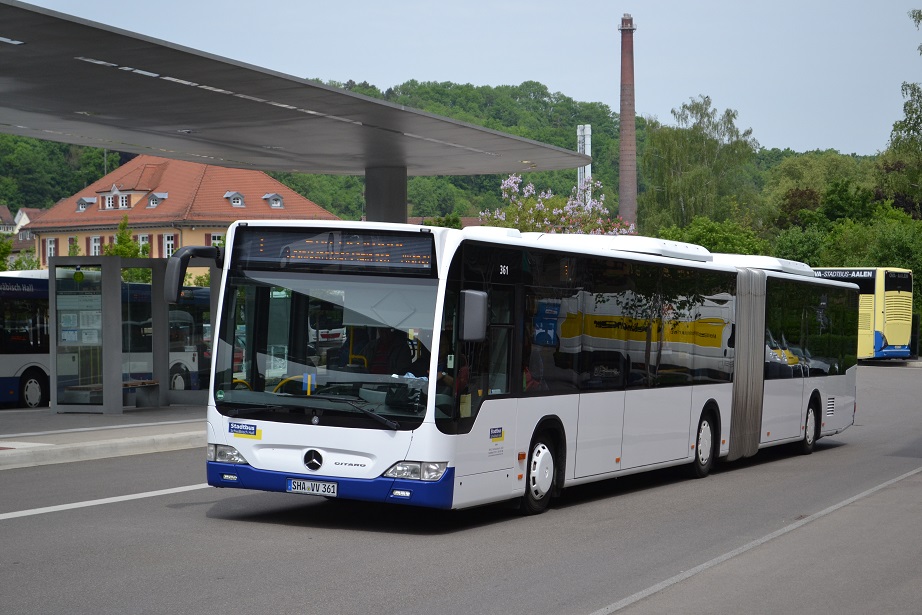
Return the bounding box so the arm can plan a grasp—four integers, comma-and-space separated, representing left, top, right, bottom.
56, 267, 103, 405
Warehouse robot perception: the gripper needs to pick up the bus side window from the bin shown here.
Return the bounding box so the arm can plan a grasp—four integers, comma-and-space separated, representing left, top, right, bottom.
486, 327, 510, 395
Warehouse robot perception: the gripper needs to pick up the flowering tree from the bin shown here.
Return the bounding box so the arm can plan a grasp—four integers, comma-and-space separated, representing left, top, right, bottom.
479, 174, 634, 235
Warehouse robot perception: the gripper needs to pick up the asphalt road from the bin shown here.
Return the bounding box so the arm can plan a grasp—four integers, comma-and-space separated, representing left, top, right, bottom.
2, 365, 921, 615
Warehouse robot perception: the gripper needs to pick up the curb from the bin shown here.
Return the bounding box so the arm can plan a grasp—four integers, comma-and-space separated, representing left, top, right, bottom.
0, 430, 205, 471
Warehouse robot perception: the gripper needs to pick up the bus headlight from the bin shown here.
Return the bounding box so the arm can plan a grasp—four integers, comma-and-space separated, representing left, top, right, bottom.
384, 461, 447, 481
207, 444, 249, 465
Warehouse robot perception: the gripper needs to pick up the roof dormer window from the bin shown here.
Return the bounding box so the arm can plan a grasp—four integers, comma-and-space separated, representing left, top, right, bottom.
224, 191, 245, 207
148, 192, 167, 208
104, 195, 114, 209
76, 197, 96, 212
263, 193, 284, 208
119, 194, 130, 209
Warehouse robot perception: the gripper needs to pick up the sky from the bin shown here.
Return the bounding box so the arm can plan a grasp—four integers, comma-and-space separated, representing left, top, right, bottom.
24, 0, 922, 155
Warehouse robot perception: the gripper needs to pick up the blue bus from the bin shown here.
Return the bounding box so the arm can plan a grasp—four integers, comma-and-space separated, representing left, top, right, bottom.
0, 270, 210, 407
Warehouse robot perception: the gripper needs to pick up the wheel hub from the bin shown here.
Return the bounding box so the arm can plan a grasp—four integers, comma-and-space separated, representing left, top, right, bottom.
23, 378, 43, 408
805, 410, 816, 445
697, 420, 712, 466
529, 443, 554, 499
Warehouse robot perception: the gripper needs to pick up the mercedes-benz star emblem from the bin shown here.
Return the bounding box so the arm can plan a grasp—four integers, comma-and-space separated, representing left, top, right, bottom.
304, 450, 323, 471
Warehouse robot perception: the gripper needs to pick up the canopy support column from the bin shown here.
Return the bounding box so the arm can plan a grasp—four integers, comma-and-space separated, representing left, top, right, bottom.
365, 166, 408, 223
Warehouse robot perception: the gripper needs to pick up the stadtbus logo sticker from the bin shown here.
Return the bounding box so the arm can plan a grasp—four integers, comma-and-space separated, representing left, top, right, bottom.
229, 422, 262, 440
490, 427, 504, 442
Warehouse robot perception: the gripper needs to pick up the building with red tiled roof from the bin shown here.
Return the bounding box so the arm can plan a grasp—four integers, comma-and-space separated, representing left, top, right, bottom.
9, 207, 45, 262
25, 154, 338, 266
0, 204, 13, 234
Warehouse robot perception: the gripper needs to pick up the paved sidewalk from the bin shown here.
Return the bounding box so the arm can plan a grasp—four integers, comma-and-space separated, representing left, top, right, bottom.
0, 405, 205, 470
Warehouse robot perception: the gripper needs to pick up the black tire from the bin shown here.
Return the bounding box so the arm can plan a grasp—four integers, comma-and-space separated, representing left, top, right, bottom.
799, 404, 819, 455
520, 433, 556, 515
20, 369, 49, 408
691, 412, 716, 478
170, 365, 189, 390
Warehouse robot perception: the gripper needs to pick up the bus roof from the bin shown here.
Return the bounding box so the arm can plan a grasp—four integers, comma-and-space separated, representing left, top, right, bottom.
0, 270, 49, 279
520, 233, 714, 263
710, 253, 815, 277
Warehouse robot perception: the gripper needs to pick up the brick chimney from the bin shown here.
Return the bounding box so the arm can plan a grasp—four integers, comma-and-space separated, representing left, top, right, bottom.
618, 13, 638, 227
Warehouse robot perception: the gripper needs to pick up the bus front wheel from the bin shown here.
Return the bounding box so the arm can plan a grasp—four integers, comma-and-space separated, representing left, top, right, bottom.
520, 433, 556, 515
20, 369, 49, 408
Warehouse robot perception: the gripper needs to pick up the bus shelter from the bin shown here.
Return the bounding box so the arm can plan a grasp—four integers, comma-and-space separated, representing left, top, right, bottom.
49, 256, 217, 413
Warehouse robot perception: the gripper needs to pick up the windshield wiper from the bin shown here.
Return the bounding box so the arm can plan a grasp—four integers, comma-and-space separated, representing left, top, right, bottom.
306, 394, 401, 430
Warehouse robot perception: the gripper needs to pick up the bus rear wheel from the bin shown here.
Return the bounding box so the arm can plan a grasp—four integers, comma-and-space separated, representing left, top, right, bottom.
799, 404, 819, 455
20, 369, 49, 408
691, 412, 716, 478
520, 433, 556, 515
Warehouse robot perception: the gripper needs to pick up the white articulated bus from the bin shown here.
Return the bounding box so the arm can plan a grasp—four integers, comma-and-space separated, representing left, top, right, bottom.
166, 222, 858, 514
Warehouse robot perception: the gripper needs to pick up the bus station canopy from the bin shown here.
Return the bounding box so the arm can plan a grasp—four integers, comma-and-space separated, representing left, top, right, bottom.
0, 1, 590, 177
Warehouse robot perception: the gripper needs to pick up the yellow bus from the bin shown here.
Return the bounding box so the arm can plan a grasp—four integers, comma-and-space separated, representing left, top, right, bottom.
814, 268, 913, 359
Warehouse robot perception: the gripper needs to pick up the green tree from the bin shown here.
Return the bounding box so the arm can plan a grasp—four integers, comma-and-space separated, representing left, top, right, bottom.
878, 10, 922, 218
763, 150, 877, 226
639, 96, 761, 233
408, 177, 466, 218
776, 186, 822, 229
421, 212, 463, 229
9, 247, 40, 270
0, 234, 11, 271
267, 172, 365, 220
772, 208, 922, 314
771, 225, 828, 266
657, 216, 769, 255
0, 136, 121, 211
820, 180, 876, 223
103, 215, 151, 282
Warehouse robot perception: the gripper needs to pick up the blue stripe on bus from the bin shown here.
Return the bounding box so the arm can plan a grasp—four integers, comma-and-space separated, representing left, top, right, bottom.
874, 331, 911, 359
0, 376, 19, 403
206, 462, 455, 509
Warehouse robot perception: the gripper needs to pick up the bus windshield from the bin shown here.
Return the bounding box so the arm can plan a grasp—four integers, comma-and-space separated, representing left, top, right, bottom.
212, 269, 439, 431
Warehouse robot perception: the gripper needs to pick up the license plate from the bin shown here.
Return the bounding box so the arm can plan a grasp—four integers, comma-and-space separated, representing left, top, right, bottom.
287, 478, 337, 497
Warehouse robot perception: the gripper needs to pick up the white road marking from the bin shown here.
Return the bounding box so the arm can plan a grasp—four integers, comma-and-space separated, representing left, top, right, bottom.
1, 418, 202, 439
589, 465, 922, 614
0, 483, 210, 520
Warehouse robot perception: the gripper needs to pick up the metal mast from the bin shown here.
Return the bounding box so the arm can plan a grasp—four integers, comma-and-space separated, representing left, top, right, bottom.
618, 13, 638, 226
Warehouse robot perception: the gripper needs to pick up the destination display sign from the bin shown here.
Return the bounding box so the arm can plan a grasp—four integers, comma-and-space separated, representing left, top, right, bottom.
234, 227, 435, 275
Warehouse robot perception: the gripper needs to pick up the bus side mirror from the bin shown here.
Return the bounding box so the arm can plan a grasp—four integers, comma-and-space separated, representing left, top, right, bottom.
460, 290, 488, 342
165, 245, 222, 303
